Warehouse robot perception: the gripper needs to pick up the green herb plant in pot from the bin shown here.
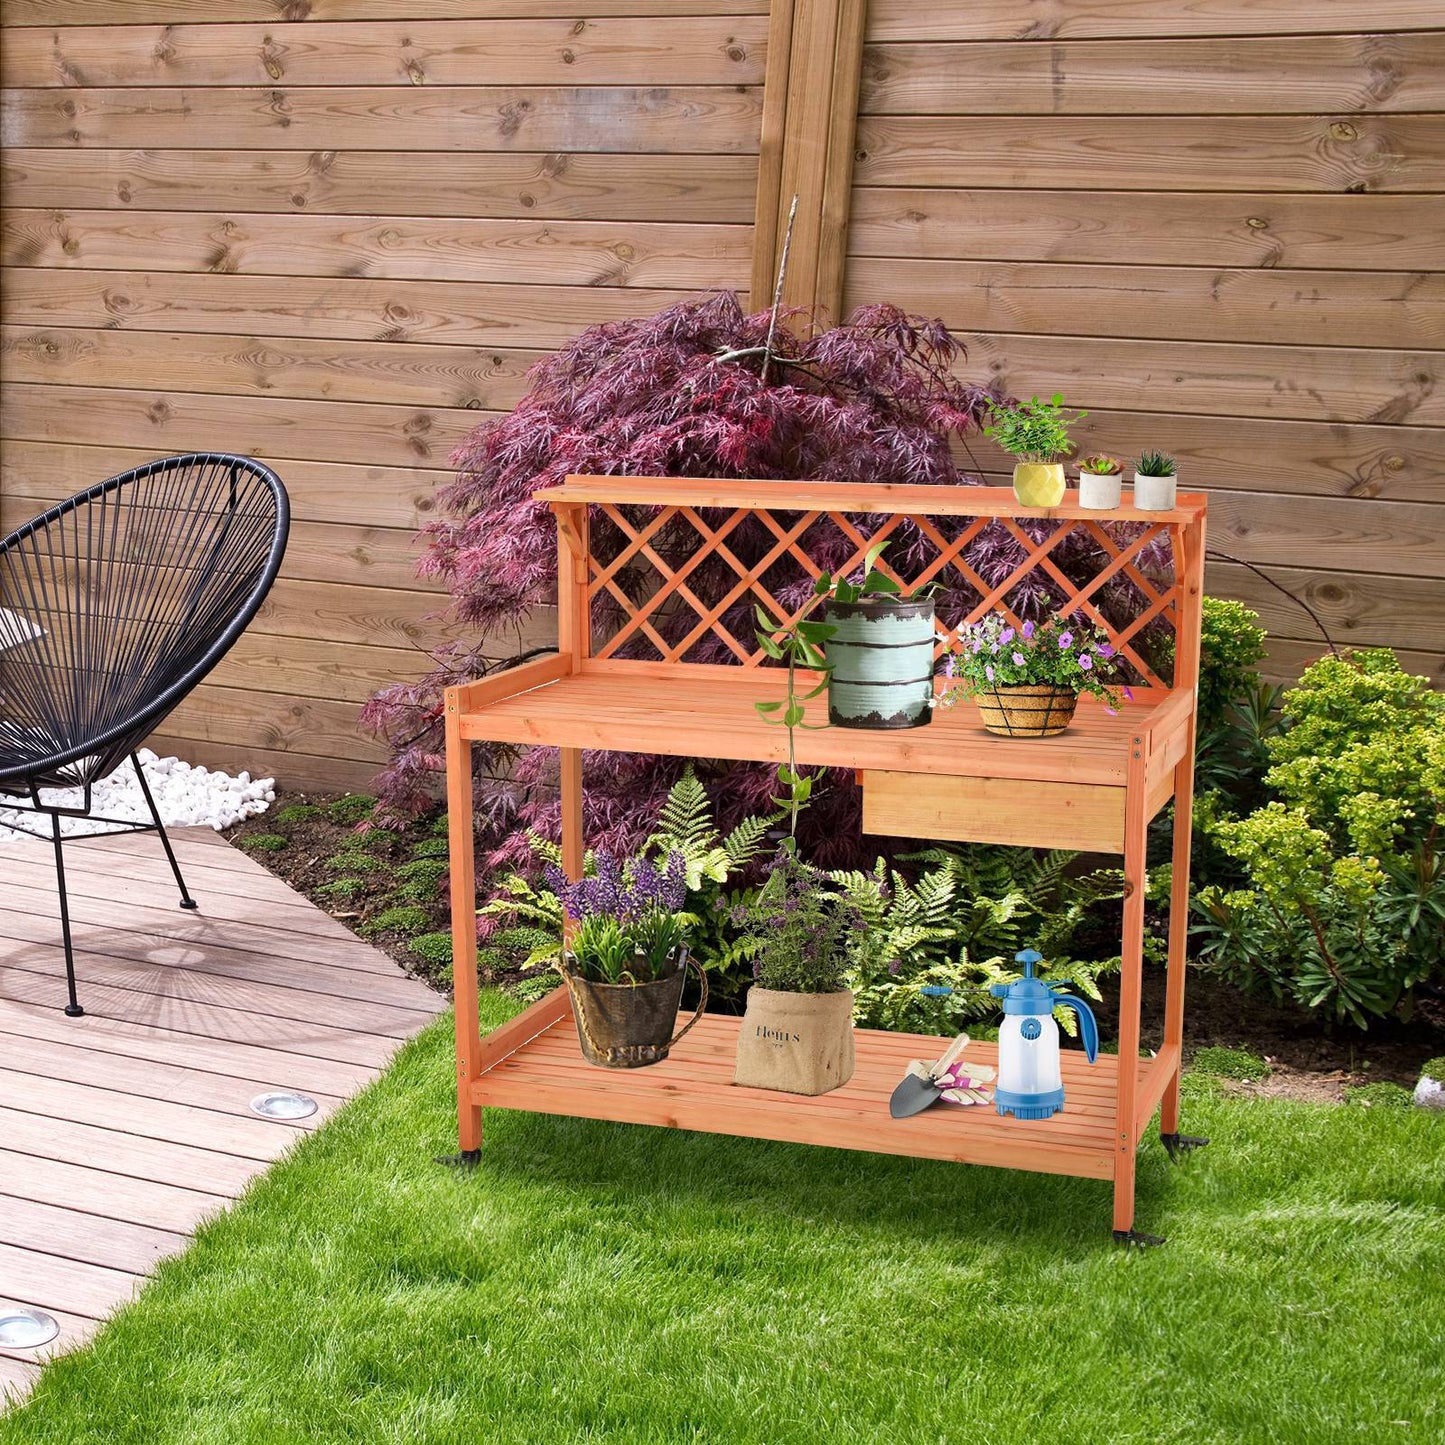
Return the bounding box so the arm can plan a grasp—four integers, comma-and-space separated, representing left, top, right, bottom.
985, 394, 1087, 508
1132, 450, 1178, 511
938, 611, 1126, 737
731, 848, 859, 1095
1076, 454, 1124, 511
546, 850, 706, 1068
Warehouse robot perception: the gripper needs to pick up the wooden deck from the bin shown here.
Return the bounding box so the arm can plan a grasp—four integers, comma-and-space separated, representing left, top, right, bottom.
0, 827, 445, 1407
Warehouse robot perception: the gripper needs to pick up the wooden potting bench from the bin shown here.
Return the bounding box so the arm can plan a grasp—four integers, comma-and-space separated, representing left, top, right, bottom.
444, 477, 1207, 1240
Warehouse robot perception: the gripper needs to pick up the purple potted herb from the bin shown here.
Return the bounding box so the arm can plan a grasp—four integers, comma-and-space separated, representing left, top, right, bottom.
546, 850, 706, 1068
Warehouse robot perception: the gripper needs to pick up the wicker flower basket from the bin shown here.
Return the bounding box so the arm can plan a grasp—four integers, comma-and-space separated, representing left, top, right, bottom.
975, 683, 1078, 737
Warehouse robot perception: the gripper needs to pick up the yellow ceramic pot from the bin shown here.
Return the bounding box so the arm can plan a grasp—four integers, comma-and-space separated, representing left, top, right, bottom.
1012, 462, 1066, 508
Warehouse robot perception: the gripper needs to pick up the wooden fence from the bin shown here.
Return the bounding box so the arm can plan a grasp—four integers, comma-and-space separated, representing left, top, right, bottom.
1, 0, 1441, 792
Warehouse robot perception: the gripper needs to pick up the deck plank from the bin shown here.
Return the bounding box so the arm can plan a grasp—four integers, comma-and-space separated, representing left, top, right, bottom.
0, 827, 442, 1405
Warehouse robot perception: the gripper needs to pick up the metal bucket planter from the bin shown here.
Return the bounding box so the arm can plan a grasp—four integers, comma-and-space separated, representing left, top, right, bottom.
562, 952, 707, 1068
976, 684, 1078, 737
825, 596, 936, 729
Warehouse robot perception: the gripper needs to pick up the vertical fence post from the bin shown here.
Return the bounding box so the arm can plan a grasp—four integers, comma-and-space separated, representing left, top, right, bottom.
751, 0, 870, 320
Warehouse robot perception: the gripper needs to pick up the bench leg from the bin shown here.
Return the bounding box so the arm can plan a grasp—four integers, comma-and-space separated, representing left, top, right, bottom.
1160, 749, 1196, 1136
446, 702, 483, 1156
1113, 738, 1149, 1237
560, 747, 584, 882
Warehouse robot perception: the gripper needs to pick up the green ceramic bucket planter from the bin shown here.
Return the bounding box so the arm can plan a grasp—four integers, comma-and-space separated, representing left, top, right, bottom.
824, 596, 936, 730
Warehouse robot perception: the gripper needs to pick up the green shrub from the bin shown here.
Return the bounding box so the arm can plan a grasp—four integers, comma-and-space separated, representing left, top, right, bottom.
1189, 1046, 1269, 1083
410, 838, 451, 860
362, 906, 430, 938
1419, 1056, 1445, 1083
393, 858, 447, 901
326, 794, 378, 825
1194, 649, 1444, 1028
326, 851, 384, 875
1197, 598, 1268, 732
273, 804, 321, 827
1343, 1082, 1414, 1111
409, 932, 453, 969
240, 834, 288, 853
315, 878, 365, 902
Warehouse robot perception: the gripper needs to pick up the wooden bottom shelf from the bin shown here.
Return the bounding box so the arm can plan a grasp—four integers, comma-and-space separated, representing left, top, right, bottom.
472, 990, 1179, 1183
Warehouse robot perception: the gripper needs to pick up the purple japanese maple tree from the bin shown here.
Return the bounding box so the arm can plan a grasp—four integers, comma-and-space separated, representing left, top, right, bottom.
363, 292, 1012, 865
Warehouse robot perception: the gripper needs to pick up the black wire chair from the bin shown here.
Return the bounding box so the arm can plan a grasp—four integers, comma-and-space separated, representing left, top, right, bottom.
0, 454, 289, 1016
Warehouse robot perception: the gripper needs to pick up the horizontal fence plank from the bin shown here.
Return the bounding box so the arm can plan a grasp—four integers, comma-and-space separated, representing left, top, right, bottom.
853, 114, 1445, 193
845, 255, 1443, 351
1, 84, 764, 154
847, 187, 1444, 271
164, 683, 385, 764
1208, 560, 1444, 655
932, 330, 1444, 429
864, 0, 1445, 43
0, 207, 754, 289
0, 382, 485, 468
0, 17, 767, 88
968, 408, 1445, 504
1203, 490, 1445, 581
2, 325, 543, 410
1, 268, 692, 348
1, 494, 437, 592
0, 149, 760, 222
210, 632, 445, 705
2, 0, 770, 21
859, 34, 1445, 115
1, 440, 447, 530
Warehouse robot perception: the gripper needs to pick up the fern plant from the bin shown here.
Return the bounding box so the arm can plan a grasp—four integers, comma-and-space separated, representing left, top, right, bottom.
841, 845, 1127, 1035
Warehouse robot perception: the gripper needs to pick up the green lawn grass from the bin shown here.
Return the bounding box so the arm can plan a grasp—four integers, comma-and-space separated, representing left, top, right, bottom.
5, 993, 1443, 1445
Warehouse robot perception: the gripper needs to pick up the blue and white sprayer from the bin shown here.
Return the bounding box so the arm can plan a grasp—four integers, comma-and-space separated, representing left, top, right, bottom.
991, 949, 1099, 1120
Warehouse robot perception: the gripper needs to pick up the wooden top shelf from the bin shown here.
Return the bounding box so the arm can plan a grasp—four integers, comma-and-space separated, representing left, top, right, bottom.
456, 661, 1189, 787
470, 990, 1178, 1182
534, 475, 1207, 524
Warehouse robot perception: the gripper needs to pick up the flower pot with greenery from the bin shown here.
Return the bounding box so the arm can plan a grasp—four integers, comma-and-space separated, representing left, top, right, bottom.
730, 849, 858, 1095
985, 394, 1086, 508
939, 611, 1126, 737
546, 851, 706, 1068
1132, 451, 1178, 511
1076, 454, 1124, 510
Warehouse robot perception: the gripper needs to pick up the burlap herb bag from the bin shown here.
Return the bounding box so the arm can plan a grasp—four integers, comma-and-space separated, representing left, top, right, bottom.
733, 987, 856, 1096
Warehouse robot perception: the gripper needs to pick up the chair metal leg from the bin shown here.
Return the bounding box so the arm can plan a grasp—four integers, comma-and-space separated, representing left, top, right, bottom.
49, 814, 84, 1018
131, 753, 198, 911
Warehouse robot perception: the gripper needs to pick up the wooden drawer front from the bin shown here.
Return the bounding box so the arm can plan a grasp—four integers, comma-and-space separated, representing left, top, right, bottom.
862, 771, 1126, 854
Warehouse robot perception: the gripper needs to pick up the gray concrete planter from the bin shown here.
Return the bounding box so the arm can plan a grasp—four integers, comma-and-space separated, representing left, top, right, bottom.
824, 596, 936, 730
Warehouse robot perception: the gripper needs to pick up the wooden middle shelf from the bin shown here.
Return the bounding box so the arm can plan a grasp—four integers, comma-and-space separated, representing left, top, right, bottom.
471, 988, 1181, 1184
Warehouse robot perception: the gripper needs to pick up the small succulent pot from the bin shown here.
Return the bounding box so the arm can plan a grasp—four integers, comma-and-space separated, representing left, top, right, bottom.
1012, 462, 1066, 508
562, 951, 707, 1068
1132, 472, 1178, 511
824, 595, 935, 730
1077, 470, 1123, 510
734, 987, 856, 1095
975, 684, 1078, 737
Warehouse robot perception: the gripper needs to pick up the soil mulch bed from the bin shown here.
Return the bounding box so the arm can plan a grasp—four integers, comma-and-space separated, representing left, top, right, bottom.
227, 788, 1445, 1099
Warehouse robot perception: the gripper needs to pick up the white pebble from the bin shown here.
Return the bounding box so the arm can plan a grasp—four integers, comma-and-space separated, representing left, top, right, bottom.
0, 754, 279, 843
1415, 1076, 1445, 1111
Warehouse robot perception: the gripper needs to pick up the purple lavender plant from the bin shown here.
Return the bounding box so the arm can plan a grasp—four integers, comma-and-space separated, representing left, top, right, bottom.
548, 849, 690, 983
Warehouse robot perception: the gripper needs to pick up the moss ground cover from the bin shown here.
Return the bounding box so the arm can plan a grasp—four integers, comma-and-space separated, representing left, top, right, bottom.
5, 996, 1442, 1445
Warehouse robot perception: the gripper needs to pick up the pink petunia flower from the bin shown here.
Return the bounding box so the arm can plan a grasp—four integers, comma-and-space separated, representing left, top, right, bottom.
1012, 651, 1026, 666
985, 663, 995, 682
1123, 685, 1134, 701
1059, 632, 1074, 649
1079, 653, 1093, 670
1021, 620, 1035, 640
1098, 642, 1115, 658
1001, 626, 1015, 644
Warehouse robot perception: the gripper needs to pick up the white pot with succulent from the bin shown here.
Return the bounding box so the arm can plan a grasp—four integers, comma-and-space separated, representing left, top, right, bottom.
1132, 451, 1178, 510
1075, 454, 1124, 510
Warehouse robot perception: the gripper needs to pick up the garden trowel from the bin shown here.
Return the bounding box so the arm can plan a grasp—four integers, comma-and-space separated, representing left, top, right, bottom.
889, 1033, 977, 1118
